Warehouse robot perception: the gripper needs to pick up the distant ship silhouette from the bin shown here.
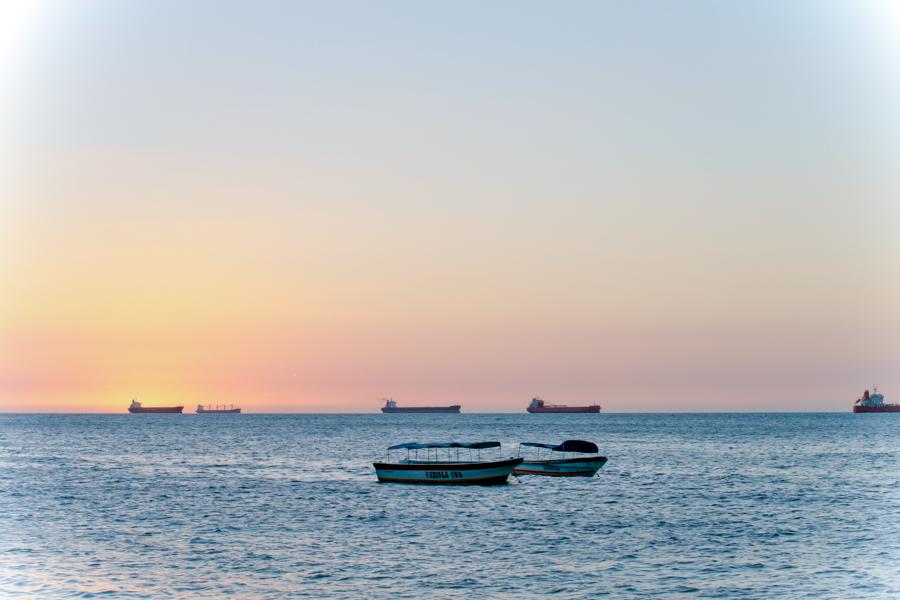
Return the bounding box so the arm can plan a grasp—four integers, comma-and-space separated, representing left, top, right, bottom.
127, 399, 183, 414
380, 398, 460, 413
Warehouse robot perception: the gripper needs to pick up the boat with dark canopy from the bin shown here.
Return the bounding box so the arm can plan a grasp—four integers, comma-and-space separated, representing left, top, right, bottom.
373, 442, 522, 485
513, 440, 607, 477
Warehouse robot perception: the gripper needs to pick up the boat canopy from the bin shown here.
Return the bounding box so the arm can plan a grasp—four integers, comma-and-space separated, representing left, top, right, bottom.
521, 440, 599, 454
388, 441, 500, 451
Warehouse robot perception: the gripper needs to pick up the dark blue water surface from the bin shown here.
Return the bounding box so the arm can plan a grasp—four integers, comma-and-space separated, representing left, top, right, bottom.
1, 413, 898, 598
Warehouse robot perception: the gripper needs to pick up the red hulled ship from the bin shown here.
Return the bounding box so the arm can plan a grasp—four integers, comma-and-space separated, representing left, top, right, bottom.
853, 388, 900, 413
526, 397, 601, 414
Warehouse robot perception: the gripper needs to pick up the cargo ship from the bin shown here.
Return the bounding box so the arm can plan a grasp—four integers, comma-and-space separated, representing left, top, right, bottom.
196, 404, 241, 414
526, 397, 601, 414
127, 399, 183, 414
381, 398, 461, 413
853, 388, 899, 413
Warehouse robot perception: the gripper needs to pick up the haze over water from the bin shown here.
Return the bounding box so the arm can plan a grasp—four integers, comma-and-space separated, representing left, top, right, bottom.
1, 413, 898, 598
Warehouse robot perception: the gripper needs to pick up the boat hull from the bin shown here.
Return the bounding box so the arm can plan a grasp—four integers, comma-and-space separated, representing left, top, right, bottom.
373, 458, 522, 485
197, 409, 242, 414
853, 405, 900, 413
128, 406, 183, 413
382, 406, 461, 413
513, 456, 608, 476
526, 406, 601, 413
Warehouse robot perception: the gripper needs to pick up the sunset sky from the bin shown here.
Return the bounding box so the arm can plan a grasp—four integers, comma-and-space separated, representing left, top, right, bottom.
1, 1, 898, 412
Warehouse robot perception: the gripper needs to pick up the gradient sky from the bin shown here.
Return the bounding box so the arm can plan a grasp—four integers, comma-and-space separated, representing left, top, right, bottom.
1, 1, 898, 412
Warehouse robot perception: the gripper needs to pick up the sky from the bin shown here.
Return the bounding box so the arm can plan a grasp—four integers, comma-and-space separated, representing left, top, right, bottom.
1, 1, 898, 412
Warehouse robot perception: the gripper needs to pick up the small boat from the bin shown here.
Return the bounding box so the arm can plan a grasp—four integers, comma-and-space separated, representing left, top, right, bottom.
526, 397, 601, 413
513, 440, 607, 477
196, 404, 242, 414
853, 387, 900, 413
380, 398, 461, 413
127, 399, 183, 414
373, 442, 522, 485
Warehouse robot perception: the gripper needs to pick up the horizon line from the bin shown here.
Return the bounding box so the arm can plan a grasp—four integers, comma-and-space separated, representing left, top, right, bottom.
0, 410, 858, 415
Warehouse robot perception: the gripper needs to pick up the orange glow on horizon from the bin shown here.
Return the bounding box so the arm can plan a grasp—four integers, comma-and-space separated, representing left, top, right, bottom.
2, 2, 899, 413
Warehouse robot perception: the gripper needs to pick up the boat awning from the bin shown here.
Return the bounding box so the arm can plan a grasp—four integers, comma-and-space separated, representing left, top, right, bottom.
388, 441, 501, 451
520, 440, 598, 453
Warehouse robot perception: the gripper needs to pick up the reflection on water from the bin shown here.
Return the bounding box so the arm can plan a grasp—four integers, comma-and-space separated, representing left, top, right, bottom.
0, 413, 898, 598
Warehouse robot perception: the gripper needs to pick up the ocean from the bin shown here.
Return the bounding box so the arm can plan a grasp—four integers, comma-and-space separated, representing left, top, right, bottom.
0, 413, 897, 598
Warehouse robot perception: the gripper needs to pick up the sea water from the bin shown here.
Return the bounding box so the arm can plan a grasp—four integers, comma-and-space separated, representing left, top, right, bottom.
0, 413, 897, 598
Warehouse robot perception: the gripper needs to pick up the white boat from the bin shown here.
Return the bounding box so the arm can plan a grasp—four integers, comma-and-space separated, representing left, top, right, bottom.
373, 442, 522, 485
513, 440, 607, 477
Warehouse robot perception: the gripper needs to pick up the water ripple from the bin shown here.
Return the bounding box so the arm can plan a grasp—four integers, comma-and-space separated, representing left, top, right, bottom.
0, 413, 898, 598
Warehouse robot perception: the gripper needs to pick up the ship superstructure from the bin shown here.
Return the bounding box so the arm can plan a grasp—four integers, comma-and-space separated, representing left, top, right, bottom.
853, 388, 900, 413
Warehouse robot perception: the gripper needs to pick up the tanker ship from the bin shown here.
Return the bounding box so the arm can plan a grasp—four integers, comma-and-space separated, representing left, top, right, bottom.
127, 399, 183, 414
853, 388, 899, 413
381, 398, 461, 413
526, 397, 601, 414
197, 404, 241, 414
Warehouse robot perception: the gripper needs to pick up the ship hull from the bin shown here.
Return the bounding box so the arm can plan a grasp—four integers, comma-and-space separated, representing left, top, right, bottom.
128, 406, 183, 413
197, 409, 242, 414
382, 406, 461, 413
373, 458, 522, 485
853, 405, 900, 413
527, 406, 601, 413
513, 456, 608, 477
